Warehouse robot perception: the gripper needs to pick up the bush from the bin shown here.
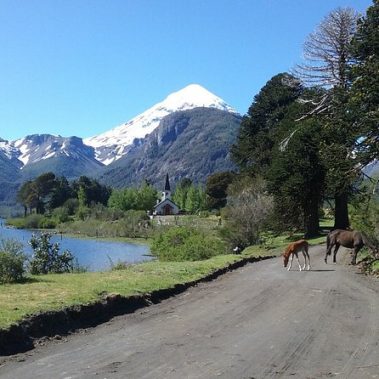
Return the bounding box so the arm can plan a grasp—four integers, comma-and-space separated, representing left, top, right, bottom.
0, 239, 27, 283
63, 198, 79, 215
151, 226, 226, 261
38, 217, 57, 229
52, 207, 70, 223
6, 214, 44, 229
221, 176, 273, 249
29, 232, 74, 274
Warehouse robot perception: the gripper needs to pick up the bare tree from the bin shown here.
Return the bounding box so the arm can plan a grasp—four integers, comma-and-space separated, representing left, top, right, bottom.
294, 7, 358, 89
222, 177, 273, 249
292, 7, 360, 230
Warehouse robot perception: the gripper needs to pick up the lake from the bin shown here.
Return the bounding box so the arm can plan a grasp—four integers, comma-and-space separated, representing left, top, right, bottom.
0, 219, 152, 272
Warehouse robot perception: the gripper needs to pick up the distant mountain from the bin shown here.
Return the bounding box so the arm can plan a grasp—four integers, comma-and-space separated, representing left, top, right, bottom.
16, 135, 103, 180
100, 107, 241, 188
0, 141, 22, 203
84, 84, 236, 165
363, 160, 379, 178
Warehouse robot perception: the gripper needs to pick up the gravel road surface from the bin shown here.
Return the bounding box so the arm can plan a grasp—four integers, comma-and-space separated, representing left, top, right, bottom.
1, 244, 379, 378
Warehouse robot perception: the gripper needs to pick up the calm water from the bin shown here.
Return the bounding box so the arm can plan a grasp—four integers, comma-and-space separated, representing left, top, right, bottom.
0, 219, 152, 272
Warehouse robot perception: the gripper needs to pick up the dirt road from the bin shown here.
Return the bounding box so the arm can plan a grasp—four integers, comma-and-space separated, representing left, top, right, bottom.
1, 245, 379, 378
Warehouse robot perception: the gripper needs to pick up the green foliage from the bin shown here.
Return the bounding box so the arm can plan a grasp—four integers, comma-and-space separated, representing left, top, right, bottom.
107, 255, 131, 271
205, 171, 236, 210
151, 226, 226, 261
7, 214, 44, 229
72, 176, 112, 207
172, 178, 192, 210
267, 117, 325, 236
0, 239, 26, 283
37, 216, 57, 229
63, 198, 79, 215
29, 232, 74, 274
16, 173, 111, 218
108, 183, 157, 212
48, 176, 73, 210
58, 209, 151, 239
230, 73, 325, 237
52, 206, 70, 224
173, 180, 206, 213
231, 73, 302, 175
349, 185, 379, 246
350, 0, 379, 164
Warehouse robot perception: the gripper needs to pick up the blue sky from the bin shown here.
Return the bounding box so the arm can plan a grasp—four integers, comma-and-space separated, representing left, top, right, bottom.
0, 0, 373, 141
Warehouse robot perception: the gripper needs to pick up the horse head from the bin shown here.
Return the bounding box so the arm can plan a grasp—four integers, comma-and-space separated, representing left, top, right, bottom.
283, 253, 289, 268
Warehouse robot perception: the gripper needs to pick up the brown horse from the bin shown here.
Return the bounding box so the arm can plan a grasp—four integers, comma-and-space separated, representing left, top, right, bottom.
324, 229, 377, 265
283, 239, 310, 271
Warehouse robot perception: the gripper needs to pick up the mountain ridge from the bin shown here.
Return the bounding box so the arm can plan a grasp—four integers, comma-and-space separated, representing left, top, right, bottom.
84, 84, 236, 165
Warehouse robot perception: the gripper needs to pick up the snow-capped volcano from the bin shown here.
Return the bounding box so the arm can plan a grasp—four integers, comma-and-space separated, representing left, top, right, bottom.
84, 84, 236, 165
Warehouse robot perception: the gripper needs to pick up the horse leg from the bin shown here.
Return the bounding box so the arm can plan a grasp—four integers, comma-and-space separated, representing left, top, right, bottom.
325, 244, 333, 264
304, 249, 311, 270
288, 253, 294, 271
295, 252, 302, 271
301, 251, 306, 270
351, 245, 362, 265
333, 244, 340, 263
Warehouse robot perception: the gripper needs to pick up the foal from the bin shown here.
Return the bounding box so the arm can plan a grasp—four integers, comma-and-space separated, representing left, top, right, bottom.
283, 239, 311, 271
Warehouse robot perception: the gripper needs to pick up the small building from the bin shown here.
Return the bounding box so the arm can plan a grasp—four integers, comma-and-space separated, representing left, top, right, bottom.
153, 174, 180, 216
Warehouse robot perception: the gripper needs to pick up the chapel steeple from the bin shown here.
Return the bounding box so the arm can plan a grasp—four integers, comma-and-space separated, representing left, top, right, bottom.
162, 173, 171, 200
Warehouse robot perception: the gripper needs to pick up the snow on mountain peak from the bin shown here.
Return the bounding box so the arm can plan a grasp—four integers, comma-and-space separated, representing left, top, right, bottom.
84, 84, 236, 165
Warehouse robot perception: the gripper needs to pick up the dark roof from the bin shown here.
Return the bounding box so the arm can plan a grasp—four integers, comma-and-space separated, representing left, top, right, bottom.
165, 173, 171, 191
153, 198, 179, 209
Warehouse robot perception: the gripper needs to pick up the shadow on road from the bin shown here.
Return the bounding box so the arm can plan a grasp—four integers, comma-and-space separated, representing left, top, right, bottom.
309, 269, 336, 272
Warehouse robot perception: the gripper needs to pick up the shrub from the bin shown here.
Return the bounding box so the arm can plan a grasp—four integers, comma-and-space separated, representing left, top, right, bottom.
63, 198, 79, 215
52, 207, 70, 223
0, 239, 27, 283
29, 232, 74, 274
221, 176, 273, 249
6, 214, 44, 229
107, 255, 130, 271
38, 216, 57, 229
151, 226, 226, 261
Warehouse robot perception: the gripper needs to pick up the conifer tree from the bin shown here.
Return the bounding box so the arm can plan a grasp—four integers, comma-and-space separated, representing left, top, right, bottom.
350, 0, 379, 164
294, 7, 359, 229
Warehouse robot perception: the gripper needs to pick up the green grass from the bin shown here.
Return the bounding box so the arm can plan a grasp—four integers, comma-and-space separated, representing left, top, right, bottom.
0, 253, 259, 330
319, 218, 334, 228
371, 260, 379, 274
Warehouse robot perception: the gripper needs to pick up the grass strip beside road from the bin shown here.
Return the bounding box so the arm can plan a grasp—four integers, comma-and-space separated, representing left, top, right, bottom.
0, 254, 252, 330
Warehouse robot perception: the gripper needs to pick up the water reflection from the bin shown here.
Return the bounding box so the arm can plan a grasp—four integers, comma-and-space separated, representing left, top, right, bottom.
0, 220, 151, 272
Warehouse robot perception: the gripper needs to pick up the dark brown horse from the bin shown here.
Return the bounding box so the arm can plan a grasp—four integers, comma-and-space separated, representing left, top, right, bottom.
324, 229, 377, 265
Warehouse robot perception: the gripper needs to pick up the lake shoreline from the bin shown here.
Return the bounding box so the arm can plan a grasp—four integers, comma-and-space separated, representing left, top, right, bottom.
0, 219, 151, 272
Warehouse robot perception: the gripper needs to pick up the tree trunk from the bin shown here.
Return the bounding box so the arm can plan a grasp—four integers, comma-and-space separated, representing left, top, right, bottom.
304, 193, 320, 238
334, 192, 350, 229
